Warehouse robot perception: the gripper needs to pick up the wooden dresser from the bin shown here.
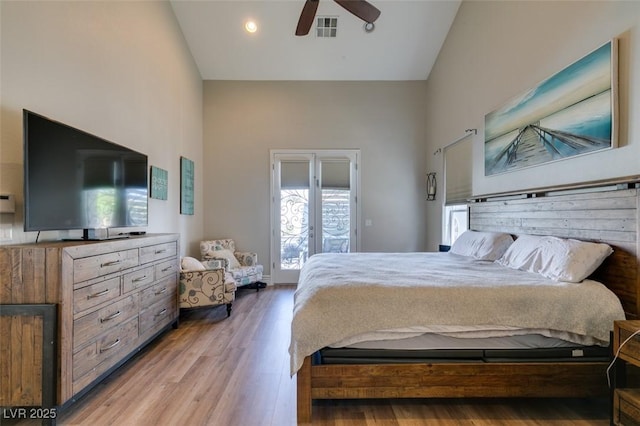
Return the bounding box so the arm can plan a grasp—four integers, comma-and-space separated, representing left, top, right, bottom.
0, 234, 179, 408
613, 320, 640, 425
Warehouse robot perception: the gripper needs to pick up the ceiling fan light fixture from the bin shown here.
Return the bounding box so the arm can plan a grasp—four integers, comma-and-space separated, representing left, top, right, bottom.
363, 22, 375, 33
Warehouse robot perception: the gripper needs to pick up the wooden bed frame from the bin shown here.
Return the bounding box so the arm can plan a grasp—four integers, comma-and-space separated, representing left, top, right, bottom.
296, 182, 640, 423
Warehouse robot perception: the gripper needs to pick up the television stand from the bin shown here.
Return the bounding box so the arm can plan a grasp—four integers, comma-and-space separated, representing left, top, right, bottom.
0, 234, 179, 408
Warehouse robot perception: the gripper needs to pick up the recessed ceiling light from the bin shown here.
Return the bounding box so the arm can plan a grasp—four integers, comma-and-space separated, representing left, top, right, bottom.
245, 20, 258, 33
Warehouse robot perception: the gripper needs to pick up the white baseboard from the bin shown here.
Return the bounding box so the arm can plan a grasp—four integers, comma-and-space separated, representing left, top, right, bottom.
261, 275, 299, 286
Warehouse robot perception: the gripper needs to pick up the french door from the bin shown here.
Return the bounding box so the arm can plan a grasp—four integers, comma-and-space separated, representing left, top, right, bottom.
270, 150, 359, 284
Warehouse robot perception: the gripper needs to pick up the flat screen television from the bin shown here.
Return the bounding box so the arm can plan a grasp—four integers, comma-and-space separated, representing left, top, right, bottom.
23, 109, 148, 240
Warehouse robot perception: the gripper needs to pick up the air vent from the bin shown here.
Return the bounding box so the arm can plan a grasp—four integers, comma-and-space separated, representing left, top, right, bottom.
316, 16, 338, 38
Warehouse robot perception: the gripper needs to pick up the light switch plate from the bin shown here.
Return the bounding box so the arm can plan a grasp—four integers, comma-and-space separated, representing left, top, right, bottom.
0, 217, 12, 242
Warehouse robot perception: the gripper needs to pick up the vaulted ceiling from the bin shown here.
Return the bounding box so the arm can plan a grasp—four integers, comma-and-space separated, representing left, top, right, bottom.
170, 0, 461, 81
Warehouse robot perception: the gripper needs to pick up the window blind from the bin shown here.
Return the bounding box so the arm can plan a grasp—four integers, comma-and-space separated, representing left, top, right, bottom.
281, 161, 309, 189
444, 136, 472, 205
321, 160, 350, 189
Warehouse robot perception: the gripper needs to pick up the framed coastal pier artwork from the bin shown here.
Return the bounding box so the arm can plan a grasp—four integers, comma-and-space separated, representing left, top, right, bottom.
484, 39, 618, 176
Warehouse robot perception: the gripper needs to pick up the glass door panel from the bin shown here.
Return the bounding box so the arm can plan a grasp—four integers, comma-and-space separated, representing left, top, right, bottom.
272, 155, 314, 283
319, 159, 351, 254
280, 187, 309, 270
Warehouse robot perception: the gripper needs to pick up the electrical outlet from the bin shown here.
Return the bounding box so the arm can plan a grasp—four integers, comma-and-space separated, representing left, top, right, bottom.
0, 214, 13, 242
0, 222, 12, 242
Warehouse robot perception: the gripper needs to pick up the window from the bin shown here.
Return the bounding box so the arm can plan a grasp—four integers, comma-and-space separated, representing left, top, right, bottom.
443, 204, 469, 246
441, 130, 474, 246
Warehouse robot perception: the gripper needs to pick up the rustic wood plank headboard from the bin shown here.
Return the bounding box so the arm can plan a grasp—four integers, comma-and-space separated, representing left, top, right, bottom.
470, 186, 639, 319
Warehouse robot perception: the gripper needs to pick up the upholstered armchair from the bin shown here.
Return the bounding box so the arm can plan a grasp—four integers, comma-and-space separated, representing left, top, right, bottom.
179, 257, 237, 316
200, 239, 266, 290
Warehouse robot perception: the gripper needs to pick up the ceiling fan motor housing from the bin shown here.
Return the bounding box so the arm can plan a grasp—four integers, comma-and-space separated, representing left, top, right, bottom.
296, 0, 380, 36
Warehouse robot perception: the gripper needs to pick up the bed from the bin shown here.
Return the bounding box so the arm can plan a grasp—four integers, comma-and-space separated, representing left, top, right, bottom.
290, 184, 640, 423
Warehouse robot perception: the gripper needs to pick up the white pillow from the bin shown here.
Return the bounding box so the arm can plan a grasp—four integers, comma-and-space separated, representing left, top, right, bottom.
449, 230, 514, 261
542, 237, 614, 282
494, 234, 542, 270
181, 256, 206, 272
496, 234, 613, 282
209, 249, 241, 269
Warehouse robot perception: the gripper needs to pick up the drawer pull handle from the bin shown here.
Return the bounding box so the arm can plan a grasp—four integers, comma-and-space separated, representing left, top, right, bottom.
161, 266, 173, 272
155, 249, 167, 254
155, 287, 167, 295
88, 289, 110, 299
100, 338, 121, 353
155, 308, 167, 318
132, 275, 147, 283
101, 260, 121, 267
100, 311, 121, 323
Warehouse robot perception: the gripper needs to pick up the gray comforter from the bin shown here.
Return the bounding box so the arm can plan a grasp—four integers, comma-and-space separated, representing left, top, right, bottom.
289, 252, 625, 375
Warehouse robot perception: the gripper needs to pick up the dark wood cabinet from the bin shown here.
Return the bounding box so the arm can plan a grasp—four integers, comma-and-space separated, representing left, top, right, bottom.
613, 320, 640, 425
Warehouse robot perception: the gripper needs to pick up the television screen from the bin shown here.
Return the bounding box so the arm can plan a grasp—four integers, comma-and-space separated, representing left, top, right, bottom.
23, 110, 148, 234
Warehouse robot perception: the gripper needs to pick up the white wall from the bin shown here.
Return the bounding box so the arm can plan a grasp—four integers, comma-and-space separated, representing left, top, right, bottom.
425, 0, 640, 250
0, 1, 204, 255
203, 81, 429, 274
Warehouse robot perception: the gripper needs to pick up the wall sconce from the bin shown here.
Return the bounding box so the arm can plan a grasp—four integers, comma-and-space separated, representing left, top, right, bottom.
426, 172, 436, 201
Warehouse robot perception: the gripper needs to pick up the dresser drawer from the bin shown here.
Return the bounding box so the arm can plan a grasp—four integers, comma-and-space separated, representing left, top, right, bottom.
155, 259, 178, 280
74, 277, 121, 314
73, 317, 139, 382
139, 276, 176, 311
74, 249, 139, 283
123, 266, 155, 293
619, 327, 640, 365
614, 389, 640, 426
139, 242, 177, 265
139, 296, 176, 335
74, 294, 139, 350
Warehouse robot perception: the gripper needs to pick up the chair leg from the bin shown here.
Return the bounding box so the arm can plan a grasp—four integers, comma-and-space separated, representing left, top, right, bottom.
226, 303, 232, 317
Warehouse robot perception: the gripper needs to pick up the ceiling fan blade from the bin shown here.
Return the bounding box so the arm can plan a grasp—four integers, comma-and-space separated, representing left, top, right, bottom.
334, 0, 381, 23
296, 0, 319, 36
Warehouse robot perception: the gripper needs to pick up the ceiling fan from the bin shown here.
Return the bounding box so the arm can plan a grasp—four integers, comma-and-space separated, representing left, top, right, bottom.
295, 0, 381, 36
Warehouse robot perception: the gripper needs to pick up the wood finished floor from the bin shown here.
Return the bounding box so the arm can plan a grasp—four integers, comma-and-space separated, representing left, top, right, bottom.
19, 286, 611, 425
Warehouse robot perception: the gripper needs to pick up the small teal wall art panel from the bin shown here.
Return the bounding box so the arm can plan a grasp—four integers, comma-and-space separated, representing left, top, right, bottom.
150, 166, 168, 200
180, 156, 194, 215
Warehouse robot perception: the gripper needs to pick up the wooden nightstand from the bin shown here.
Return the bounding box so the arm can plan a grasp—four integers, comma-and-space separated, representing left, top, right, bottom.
613, 320, 640, 425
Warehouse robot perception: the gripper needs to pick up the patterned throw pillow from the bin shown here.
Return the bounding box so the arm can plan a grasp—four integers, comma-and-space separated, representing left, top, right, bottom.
210, 249, 241, 270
